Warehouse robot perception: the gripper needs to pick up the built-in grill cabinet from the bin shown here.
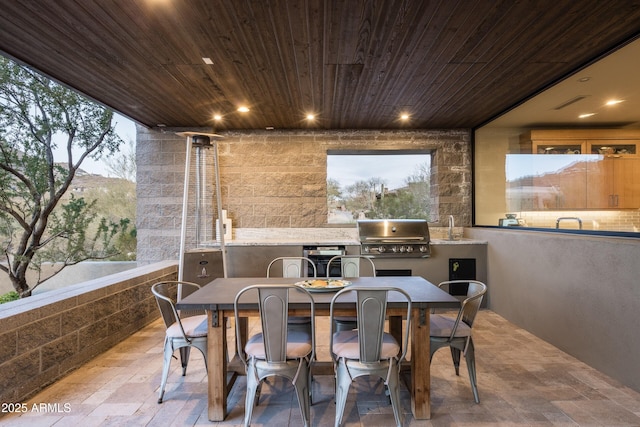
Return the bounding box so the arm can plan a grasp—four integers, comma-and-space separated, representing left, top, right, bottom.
358, 219, 431, 258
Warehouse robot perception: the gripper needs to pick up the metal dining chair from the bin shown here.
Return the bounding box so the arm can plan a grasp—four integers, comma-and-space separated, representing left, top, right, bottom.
266, 256, 317, 332
151, 281, 208, 404
266, 256, 317, 279
430, 280, 487, 403
329, 286, 411, 427
326, 255, 377, 331
234, 284, 316, 427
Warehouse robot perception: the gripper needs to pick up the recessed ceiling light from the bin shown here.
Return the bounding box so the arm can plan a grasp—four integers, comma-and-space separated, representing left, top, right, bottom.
213, 114, 222, 121
579, 113, 596, 119
306, 114, 315, 120
400, 113, 410, 120
577, 76, 591, 83
202, 57, 213, 65
605, 99, 624, 106
237, 106, 250, 113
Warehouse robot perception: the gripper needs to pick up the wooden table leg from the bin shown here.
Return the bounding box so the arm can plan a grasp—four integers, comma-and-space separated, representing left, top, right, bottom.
238, 316, 248, 356
388, 315, 402, 344
207, 309, 228, 421
410, 306, 431, 419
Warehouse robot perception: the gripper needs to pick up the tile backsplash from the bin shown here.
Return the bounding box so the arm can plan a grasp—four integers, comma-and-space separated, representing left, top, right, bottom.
516, 210, 640, 232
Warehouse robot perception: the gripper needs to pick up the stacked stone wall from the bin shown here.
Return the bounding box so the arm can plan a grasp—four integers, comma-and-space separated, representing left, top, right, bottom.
0, 262, 178, 406
136, 128, 471, 263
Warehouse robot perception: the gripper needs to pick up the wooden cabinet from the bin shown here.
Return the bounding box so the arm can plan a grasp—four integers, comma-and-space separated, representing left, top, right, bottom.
520, 130, 640, 155
530, 140, 586, 155
530, 162, 587, 209
518, 130, 640, 210
587, 157, 640, 208
588, 141, 638, 156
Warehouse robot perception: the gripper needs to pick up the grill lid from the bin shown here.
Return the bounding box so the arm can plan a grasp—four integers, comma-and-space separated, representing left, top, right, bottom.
357, 219, 431, 258
357, 219, 430, 242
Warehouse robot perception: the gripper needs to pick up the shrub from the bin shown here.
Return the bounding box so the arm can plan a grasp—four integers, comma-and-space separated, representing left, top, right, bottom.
0, 291, 20, 304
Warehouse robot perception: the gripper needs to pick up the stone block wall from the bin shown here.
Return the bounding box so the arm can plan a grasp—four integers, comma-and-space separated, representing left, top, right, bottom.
0, 261, 178, 407
136, 127, 471, 263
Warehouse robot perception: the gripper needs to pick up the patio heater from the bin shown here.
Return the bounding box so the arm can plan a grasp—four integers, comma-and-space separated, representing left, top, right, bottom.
176, 132, 227, 285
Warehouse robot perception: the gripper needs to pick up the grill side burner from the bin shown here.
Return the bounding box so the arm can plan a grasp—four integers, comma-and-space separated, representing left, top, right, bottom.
357, 219, 431, 258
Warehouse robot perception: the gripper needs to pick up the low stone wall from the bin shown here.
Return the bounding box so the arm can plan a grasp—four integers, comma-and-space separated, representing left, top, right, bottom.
0, 261, 178, 407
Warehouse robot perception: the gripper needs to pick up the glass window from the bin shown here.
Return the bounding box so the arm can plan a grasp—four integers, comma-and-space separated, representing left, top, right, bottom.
327, 150, 431, 224
474, 127, 640, 234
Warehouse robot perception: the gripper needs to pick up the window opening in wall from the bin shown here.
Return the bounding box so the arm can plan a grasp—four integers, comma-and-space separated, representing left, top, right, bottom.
327, 150, 431, 224
474, 126, 640, 234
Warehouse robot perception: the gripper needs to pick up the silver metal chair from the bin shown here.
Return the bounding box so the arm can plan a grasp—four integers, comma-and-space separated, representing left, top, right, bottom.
266, 256, 317, 278
266, 256, 317, 332
234, 284, 316, 427
151, 281, 208, 404
327, 255, 376, 331
330, 286, 411, 427
430, 280, 487, 403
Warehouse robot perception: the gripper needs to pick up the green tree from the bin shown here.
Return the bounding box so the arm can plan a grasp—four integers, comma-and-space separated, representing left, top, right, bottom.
0, 56, 125, 297
84, 178, 137, 260
340, 162, 431, 220
105, 138, 136, 182
327, 178, 341, 203
343, 177, 386, 219
370, 183, 430, 219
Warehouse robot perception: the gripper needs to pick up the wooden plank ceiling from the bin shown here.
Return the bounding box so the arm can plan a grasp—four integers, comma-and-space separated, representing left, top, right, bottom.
1, 0, 640, 131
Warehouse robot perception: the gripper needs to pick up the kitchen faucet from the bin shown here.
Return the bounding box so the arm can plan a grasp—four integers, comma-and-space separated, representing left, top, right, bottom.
556, 216, 583, 230
448, 215, 455, 240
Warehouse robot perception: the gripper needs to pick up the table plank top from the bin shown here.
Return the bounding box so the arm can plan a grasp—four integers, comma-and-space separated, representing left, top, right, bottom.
177, 276, 460, 311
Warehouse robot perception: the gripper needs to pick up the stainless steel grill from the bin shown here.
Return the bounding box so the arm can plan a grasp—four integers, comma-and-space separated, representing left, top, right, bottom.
357, 219, 431, 258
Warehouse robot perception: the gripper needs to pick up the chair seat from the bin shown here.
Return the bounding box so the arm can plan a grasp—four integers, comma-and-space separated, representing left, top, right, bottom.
166, 314, 208, 338
430, 314, 472, 338
288, 316, 311, 324
245, 331, 313, 359
332, 330, 400, 359
334, 316, 356, 322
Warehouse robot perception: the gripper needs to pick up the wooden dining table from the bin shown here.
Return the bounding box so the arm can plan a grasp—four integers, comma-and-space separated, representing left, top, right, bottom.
176, 275, 460, 421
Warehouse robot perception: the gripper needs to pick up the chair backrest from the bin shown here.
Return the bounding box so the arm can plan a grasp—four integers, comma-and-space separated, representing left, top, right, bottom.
234, 284, 315, 363
151, 281, 202, 335
460, 280, 486, 328
437, 280, 487, 329
326, 255, 376, 278
266, 257, 317, 278
330, 286, 411, 363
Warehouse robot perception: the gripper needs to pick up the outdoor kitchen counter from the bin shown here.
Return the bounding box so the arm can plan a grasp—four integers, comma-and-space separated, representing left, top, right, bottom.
199, 227, 486, 247
201, 239, 359, 246
195, 228, 487, 286
200, 238, 487, 246
429, 238, 488, 245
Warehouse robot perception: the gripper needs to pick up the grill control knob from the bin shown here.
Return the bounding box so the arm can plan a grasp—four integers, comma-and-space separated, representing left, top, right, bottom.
405, 246, 414, 253
378, 246, 386, 253
419, 245, 428, 252
391, 246, 398, 253
362, 246, 370, 253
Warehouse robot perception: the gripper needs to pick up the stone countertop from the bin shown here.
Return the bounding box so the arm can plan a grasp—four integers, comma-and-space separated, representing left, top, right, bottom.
199, 228, 487, 247
201, 238, 360, 247
202, 239, 487, 247
429, 238, 487, 245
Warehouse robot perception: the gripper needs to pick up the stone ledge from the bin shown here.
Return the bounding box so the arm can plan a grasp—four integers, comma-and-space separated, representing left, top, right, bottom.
0, 261, 178, 407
